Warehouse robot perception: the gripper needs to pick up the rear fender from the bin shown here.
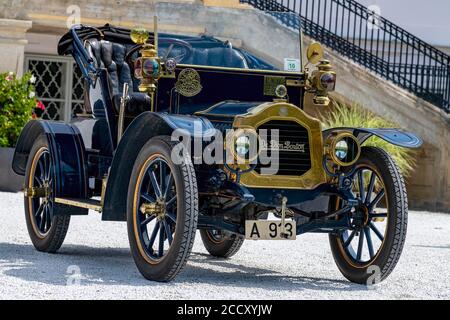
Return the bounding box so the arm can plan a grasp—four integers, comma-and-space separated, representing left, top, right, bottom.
13, 120, 88, 215
102, 112, 214, 221
323, 127, 423, 149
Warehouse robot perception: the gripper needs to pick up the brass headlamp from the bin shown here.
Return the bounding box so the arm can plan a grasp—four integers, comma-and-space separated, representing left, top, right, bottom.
310, 60, 336, 106
324, 131, 361, 167
305, 43, 337, 106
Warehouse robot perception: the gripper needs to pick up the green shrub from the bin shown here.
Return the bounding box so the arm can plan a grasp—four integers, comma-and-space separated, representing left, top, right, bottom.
0, 72, 39, 147
321, 101, 417, 177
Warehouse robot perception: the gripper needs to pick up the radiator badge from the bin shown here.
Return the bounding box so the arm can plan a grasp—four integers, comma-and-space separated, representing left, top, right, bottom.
175, 68, 202, 97
261, 139, 306, 153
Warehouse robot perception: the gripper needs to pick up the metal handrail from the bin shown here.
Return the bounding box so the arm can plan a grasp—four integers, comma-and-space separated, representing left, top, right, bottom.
241, 0, 450, 113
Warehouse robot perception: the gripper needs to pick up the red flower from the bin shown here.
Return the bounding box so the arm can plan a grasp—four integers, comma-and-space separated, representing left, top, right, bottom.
36, 101, 45, 110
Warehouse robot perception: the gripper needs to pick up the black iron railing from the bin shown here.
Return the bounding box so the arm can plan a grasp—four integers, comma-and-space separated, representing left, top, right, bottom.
241, 0, 450, 113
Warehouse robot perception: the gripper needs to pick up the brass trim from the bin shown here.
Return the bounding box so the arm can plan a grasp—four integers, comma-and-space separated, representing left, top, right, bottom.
325, 131, 361, 167
55, 198, 102, 212
175, 68, 203, 97
286, 79, 305, 87
263, 76, 286, 96
233, 102, 327, 190
306, 42, 324, 64
177, 63, 305, 76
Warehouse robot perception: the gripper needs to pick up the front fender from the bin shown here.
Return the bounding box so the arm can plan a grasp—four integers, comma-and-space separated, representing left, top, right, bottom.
102, 112, 214, 221
323, 127, 423, 149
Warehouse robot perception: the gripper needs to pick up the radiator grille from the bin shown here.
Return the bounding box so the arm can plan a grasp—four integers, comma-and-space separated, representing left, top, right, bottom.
256, 120, 312, 176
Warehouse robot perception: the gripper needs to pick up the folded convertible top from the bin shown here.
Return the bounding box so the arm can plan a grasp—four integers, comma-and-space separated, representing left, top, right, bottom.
58, 24, 230, 56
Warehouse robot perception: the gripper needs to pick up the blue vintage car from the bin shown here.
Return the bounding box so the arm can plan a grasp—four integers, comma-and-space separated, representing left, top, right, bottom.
12, 22, 422, 283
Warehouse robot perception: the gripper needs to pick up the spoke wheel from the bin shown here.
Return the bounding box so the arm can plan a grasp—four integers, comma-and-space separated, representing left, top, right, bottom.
339, 165, 388, 265
29, 148, 54, 236
127, 136, 198, 282
135, 157, 177, 261
200, 229, 244, 258
24, 135, 70, 253
329, 147, 408, 284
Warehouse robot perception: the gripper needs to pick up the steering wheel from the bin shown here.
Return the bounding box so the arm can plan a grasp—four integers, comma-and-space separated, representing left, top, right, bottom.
159, 38, 193, 63
125, 38, 193, 70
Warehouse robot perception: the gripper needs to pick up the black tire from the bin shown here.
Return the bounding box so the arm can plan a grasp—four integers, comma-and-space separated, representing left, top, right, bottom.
24, 135, 70, 253
329, 146, 408, 284
127, 136, 198, 282
200, 229, 244, 258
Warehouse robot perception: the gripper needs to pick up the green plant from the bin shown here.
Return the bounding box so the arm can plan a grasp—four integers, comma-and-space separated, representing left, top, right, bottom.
0, 72, 39, 147
321, 101, 416, 177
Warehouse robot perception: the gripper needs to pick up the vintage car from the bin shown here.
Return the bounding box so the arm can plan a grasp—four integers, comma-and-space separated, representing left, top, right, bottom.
12, 19, 422, 284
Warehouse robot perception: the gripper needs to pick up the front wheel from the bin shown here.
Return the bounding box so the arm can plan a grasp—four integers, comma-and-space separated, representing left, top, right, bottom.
127, 136, 198, 282
329, 147, 408, 284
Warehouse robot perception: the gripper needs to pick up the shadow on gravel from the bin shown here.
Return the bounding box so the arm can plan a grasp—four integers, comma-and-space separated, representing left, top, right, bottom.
412, 244, 450, 250
0, 243, 363, 292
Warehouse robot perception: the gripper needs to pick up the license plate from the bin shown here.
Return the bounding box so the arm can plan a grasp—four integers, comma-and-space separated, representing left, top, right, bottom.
245, 220, 297, 240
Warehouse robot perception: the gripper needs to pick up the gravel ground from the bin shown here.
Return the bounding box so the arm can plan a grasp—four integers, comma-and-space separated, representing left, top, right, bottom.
0, 191, 449, 300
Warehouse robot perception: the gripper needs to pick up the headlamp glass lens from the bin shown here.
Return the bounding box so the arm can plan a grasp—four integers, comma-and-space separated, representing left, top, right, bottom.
235, 135, 250, 158
335, 140, 349, 160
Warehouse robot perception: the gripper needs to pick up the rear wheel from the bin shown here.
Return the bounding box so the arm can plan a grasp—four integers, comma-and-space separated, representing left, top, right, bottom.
24, 135, 70, 253
329, 147, 408, 284
127, 136, 198, 282
200, 229, 244, 258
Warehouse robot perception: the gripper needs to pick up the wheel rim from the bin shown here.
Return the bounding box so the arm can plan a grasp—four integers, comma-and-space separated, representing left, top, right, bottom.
133, 154, 177, 263
338, 164, 388, 268
28, 147, 54, 238
206, 229, 225, 244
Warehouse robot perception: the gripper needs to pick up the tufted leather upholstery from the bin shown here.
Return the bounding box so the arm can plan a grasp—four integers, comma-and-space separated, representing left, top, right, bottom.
85, 39, 150, 116
85, 39, 134, 95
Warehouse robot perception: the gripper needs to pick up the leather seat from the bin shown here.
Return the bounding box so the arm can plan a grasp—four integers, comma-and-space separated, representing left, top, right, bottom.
112, 93, 152, 115
86, 39, 147, 116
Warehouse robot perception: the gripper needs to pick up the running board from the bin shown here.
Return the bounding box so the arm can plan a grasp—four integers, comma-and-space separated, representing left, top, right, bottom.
55, 198, 102, 212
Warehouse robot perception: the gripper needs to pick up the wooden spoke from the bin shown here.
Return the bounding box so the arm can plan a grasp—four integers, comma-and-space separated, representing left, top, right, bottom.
343, 230, 356, 248
163, 220, 173, 245
149, 171, 162, 198
158, 222, 165, 257
366, 171, 376, 205
369, 189, 385, 209
164, 173, 174, 199
148, 221, 160, 250
141, 192, 155, 203
364, 227, 375, 259
356, 231, 365, 261
358, 169, 365, 202
369, 222, 384, 241
140, 215, 156, 228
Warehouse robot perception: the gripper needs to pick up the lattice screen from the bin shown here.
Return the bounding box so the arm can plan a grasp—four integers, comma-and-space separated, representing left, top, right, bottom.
25, 55, 84, 121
